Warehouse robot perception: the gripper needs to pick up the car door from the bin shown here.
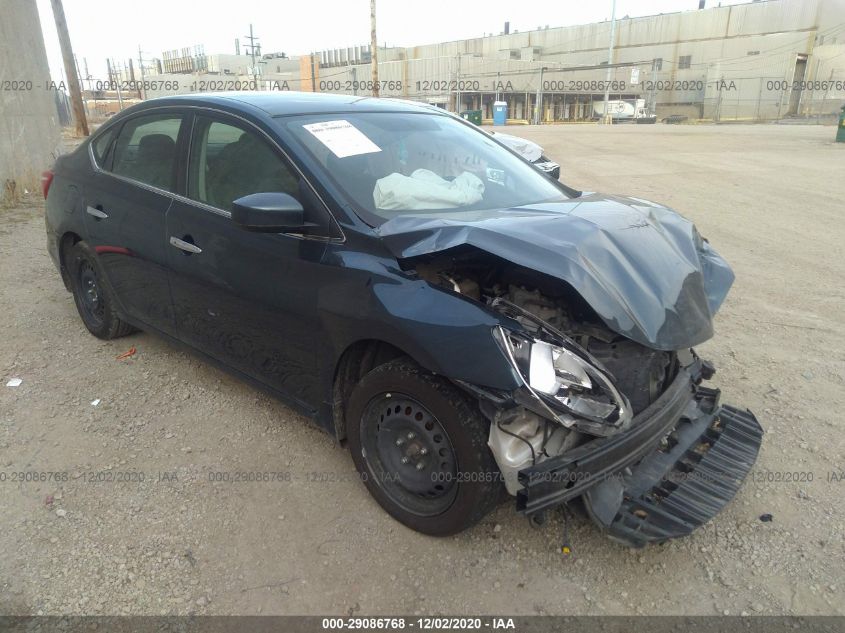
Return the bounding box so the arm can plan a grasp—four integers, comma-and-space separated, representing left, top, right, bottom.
165, 112, 338, 411
83, 110, 186, 335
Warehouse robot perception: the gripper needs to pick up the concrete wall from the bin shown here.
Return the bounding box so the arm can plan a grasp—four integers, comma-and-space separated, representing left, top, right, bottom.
0, 0, 62, 205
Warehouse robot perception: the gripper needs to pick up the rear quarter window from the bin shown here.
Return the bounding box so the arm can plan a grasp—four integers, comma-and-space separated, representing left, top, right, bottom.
91, 126, 117, 167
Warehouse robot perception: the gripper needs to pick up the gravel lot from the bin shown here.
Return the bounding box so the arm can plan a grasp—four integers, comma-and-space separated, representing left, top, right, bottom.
1, 123, 843, 616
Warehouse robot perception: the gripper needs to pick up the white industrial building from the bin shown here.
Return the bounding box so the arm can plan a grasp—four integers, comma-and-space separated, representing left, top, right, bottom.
96, 0, 845, 123
311, 0, 845, 122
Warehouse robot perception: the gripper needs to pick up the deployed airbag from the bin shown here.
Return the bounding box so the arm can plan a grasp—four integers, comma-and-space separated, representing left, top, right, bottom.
373, 169, 485, 211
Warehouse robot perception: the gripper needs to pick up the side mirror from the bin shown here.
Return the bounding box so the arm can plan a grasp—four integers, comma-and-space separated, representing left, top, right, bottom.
231, 192, 309, 233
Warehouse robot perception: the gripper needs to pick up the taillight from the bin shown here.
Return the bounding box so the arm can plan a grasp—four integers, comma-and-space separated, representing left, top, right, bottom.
41, 170, 54, 199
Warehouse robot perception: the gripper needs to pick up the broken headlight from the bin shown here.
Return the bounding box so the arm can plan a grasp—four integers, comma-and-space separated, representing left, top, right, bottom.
494, 326, 632, 436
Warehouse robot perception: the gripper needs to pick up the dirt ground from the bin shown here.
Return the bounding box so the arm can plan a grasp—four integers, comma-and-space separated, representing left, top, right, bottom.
1, 123, 843, 616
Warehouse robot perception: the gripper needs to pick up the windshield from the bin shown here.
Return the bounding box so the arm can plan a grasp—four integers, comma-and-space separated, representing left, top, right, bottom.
282, 111, 570, 224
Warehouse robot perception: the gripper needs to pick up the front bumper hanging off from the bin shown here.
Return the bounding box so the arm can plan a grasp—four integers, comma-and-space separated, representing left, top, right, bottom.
515, 367, 763, 547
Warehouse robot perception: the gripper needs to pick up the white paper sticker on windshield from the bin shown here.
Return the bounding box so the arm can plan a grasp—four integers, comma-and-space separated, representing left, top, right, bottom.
303, 120, 381, 158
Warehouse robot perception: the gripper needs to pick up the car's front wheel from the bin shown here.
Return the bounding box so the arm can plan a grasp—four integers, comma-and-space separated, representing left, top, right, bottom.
346, 358, 502, 536
67, 241, 135, 339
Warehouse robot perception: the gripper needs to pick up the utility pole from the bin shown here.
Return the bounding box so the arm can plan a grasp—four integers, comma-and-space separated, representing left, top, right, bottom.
115, 73, 124, 109
50, 0, 88, 136
602, 0, 617, 124
370, 0, 380, 97
244, 24, 260, 83
138, 45, 147, 100
73, 54, 88, 114
107, 59, 123, 109
715, 74, 724, 122
649, 58, 658, 116
128, 58, 141, 99
535, 67, 545, 124
455, 54, 461, 113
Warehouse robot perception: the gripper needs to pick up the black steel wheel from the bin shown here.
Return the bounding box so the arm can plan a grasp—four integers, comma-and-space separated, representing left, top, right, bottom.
360, 394, 458, 516
76, 257, 105, 328
67, 241, 135, 339
346, 358, 502, 536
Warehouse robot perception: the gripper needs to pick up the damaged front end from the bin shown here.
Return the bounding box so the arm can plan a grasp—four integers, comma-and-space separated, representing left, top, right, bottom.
384, 195, 763, 546
403, 253, 761, 548
483, 299, 763, 548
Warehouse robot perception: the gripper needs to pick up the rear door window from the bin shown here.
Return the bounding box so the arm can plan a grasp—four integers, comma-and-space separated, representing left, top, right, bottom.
110, 114, 183, 192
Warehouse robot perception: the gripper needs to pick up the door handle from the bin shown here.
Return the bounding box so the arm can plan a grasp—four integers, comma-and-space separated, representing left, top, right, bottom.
86, 205, 108, 219
169, 236, 202, 254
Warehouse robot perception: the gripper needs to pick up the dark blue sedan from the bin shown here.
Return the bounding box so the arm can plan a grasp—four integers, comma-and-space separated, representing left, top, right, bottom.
43, 92, 761, 545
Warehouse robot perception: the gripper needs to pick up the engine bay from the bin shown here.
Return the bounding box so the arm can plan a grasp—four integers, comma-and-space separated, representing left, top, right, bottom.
404, 246, 678, 417
402, 246, 685, 495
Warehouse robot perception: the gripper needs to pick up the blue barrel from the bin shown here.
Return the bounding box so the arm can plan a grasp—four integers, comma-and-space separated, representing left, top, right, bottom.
493, 101, 508, 126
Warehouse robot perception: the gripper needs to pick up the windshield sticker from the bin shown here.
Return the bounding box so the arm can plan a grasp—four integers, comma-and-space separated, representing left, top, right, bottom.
303, 120, 382, 158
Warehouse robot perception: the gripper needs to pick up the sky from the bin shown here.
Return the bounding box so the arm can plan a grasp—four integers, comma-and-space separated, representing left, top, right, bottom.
35, 0, 751, 81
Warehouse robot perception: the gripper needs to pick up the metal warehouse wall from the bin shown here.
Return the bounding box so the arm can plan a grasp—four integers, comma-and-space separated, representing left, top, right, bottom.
283, 0, 845, 122
101, 0, 845, 124
0, 0, 62, 205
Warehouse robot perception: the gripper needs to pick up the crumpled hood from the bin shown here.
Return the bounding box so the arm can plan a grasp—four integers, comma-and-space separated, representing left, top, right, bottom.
375, 193, 735, 350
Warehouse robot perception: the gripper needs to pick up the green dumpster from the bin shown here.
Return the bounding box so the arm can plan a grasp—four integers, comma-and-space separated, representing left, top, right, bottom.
460, 110, 482, 126
837, 105, 845, 143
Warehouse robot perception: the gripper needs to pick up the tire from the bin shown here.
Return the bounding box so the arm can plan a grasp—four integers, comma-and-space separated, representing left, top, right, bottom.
67, 241, 135, 339
346, 358, 501, 536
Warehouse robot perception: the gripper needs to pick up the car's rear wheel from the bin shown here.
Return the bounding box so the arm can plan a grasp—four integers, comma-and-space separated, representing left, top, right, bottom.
67, 241, 135, 339
346, 358, 501, 536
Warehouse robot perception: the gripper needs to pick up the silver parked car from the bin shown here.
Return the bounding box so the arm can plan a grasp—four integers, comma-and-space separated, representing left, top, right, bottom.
491, 131, 561, 180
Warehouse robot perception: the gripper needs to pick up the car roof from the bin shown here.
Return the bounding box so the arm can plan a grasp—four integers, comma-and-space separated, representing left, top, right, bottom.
136, 91, 446, 117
